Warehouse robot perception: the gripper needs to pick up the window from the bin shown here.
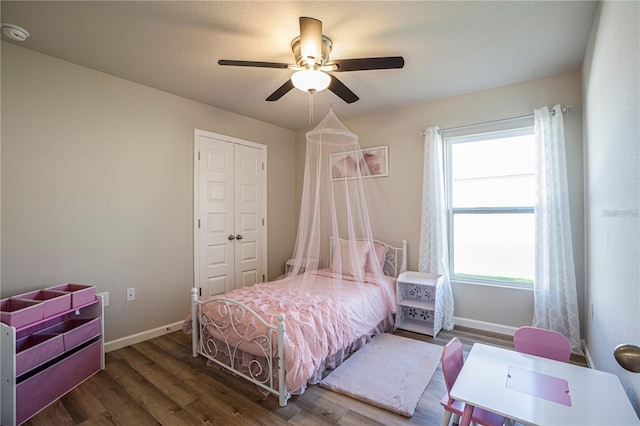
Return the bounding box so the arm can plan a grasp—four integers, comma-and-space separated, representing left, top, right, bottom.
444, 125, 535, 287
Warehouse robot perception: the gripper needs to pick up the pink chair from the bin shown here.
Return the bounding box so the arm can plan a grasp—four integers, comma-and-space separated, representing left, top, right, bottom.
513, 326, 572, 363
440, 337, 506, 426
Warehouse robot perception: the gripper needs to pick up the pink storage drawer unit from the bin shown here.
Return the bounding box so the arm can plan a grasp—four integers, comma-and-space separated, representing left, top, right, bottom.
0, 298, 44, 328
36, 317, 101, 351
11, 290, 72, 318
15, 333, 65, 377
44, 283, 96, 308
2, 283, 103, 426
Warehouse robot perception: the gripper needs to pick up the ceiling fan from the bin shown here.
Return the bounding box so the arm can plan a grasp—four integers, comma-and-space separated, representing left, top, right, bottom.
218, 17, 405, 104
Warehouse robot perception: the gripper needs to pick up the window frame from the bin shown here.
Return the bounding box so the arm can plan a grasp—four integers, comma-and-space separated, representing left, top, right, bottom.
443, 124, 535, 289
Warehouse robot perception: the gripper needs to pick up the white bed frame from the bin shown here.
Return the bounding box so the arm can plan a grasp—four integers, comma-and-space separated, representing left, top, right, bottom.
191, 239, 407, 407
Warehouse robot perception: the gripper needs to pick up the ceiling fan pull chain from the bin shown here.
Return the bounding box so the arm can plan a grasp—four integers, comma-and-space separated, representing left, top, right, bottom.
308, 91, 314, 124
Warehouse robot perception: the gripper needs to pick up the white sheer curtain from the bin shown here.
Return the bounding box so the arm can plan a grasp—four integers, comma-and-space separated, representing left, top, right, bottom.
533, 105, 582, 354
420, 126, 454, 330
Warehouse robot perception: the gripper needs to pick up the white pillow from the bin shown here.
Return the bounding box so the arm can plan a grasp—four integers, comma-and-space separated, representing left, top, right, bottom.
333, 239, 369, 279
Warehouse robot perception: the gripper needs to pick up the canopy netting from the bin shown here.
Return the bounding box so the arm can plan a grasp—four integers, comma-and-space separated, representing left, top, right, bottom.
286, 109, 401, 293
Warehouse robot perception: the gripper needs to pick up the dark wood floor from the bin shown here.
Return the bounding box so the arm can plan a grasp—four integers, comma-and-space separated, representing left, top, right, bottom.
24, 327, 585, 426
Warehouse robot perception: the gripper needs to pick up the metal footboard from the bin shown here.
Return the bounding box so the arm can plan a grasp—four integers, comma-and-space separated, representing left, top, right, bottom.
190, 288, 289, 406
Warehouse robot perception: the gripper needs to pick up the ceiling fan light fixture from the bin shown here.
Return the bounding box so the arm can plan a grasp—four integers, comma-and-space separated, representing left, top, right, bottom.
291, 69, 330, 93
218, 16, 402, 104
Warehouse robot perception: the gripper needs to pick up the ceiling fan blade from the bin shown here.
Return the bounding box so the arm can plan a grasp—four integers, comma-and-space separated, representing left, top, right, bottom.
328, 75, 359, 104
299, 17, 322, 66
218, 59, 290, 69
332, 56, 405, 72
266, 79, 295, 101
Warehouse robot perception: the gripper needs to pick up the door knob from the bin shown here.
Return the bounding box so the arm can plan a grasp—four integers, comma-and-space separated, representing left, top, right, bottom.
228, 234, 236, 240
235, 234, 243, 240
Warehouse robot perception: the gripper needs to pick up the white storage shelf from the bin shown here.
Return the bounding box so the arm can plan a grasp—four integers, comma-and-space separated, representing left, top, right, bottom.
396, 271, 443, 337
1, 287, 104, 426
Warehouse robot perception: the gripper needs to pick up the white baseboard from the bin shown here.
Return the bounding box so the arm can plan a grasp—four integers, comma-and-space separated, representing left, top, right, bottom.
453, 316, 519, 336
454, 319, 592, 364
104, 321, 184, 353
583, 340, 594, 368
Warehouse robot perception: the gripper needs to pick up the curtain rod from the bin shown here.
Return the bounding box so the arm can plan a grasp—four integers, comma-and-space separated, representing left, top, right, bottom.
419, 105, 572, 136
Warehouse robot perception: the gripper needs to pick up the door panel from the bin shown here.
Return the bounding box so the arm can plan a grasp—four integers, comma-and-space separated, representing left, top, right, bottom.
234, 144, 264, 287
198, 136, 234, 296
240, 269, 258, 287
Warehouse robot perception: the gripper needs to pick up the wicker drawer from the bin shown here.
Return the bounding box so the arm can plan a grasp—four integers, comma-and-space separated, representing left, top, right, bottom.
44, 284, 96, 309
36, 317, 101, 351
0, 299, 44, 328
15, 333, 65, 376
16, 340, 101, 424
11, 290, 72, 319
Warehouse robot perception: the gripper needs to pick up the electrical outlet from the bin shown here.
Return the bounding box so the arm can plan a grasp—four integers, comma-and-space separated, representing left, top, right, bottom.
98, 292, 110, 307
127, 287, 135, 302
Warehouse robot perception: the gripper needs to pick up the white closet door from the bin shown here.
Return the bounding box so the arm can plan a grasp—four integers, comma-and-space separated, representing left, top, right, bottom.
198, 136, 235, 296
195, 130, 266, 297
234, 144, 264, 288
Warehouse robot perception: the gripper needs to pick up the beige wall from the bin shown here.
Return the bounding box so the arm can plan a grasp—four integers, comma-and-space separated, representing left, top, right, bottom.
1, 42, 297, 341
296, 70, 585, 332
582, 1, 639, 413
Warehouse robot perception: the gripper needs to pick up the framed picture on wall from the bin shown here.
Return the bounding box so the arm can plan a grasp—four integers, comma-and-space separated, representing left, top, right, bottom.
330, 146, 389, 180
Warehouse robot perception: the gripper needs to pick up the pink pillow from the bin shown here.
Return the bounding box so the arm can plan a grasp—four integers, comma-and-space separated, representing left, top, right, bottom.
333, 239, 369, 279
365, 242, 389, 274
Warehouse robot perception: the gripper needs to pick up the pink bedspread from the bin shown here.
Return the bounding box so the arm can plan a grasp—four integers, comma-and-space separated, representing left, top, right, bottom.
190, 269, 396, 393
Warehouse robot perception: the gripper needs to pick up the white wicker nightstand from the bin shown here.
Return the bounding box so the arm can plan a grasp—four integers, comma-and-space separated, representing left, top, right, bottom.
396, 271, 444, 337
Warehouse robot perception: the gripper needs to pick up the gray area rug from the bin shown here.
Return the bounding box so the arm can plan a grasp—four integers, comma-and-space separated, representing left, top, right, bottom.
319, 333, 442, 417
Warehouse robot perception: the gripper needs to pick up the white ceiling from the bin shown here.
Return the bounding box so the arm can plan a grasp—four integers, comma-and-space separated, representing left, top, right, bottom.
1, 1, 597, 131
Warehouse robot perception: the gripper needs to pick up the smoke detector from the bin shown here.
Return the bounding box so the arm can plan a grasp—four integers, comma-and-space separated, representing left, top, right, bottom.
1, 23, 30, 42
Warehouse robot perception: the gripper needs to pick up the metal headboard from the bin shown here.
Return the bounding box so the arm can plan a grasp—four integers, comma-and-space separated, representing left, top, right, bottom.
329, 237, 407, 278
